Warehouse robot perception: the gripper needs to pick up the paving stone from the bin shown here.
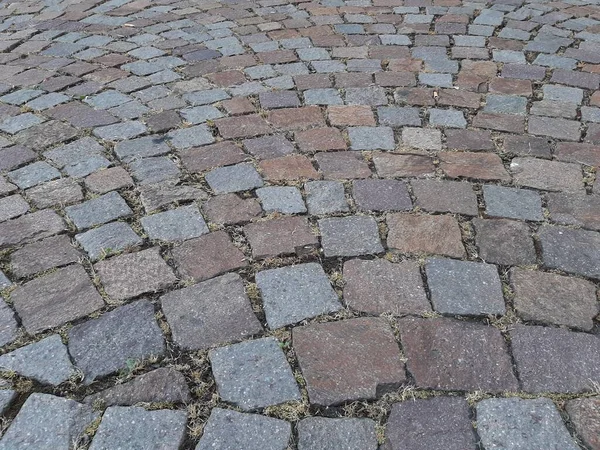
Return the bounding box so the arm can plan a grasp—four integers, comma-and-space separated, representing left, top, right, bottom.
348, 126, 395, 150
477, 398, 579, 450
0, 113, 43, 135
114, 135, 170, 162
7, 162, 60, 190
256, 263, 341, 329
162, 273, 261, 350
0, 146, 36, 173
297, 417, 377, 450
65, 191, 132, 230
400, 317, 518, 391
401, 127, 442, 150
439, 152, 510, 182
84, 367, 190, 407
0, 194, 29, 223
209, 337, 301, 410
84, 167, 133, 194
203, 193, 261, 225
215, 114, 272, 139
243, 135, 295, 160
75, 222, 142, 261
555, 142, 600, 168
12, 264, 104, 334
566, 398, 600, 450
511, 157, 583, 192
511, 324, 600, 393
295, 127, 346, 153
167, 124, 215, 149
429, 108, 467, 128
538, 226, 600, 279
377, 106, 421, 126
387, 213, 465, 258
93, 120, 147, 141
484, 94, 527, 115
352, 179, 412, 212
257, 186, 306, 214
386, 397, 477, 450
412, 179, 478, 216
328, 105, 375, 126
94, 247, 177, 301
138, 181, 207, 214
260, 155, 319, 181
343, 259, 429, 315
483, 185, 543, 221
129, 156, 180, 185
319, 216, 384, 257
315, 152, 371, 179
68, 300, 165, 383
528, 116, 581, 141
473, 218, 536, 265
0, 209, 66, 249
89, 406, 187, 450
0, 300, 18, 347
0, 390, 16, 415
372, 153, 435, 178
426, 258, 505, 316
141, 205, 208, 242
293, 318, 406, 406
547, 192, 600, 230
26, 178, 84, 209
0, 393, 97, 450
0, 335, 73, 385
197, 408, 291, 450
205, 163, 264, 194
304, 181, 348, 215
11, 234, 80, 278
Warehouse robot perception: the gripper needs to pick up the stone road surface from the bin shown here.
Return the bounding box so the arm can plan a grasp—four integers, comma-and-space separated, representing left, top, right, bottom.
0, 0, 598, 447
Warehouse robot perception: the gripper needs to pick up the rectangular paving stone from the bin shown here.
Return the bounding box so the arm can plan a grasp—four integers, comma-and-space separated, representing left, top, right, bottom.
65, 191, 133, 230
348, 126, 395, 151
141, 205, 208, 242
11, 234, 81, 278
167, 124, 215, 149
114, 135, 170, 162
12, 264, 104, 334
565, 398, 600, 450
510, 325, 600, 393
0, 194, 29, 223
473, 218, 537, 266
8, 161, 61, 190
161, 272, 261, 350
483, 185, 543, 221
411, 179, 478, 216
547, 192, 600, 231
353, 179, 412, 212
0, 209, 66, 249
293, 318, 406, 406
510, 157, 584, 192
401, 128, 442, 150
538, 226, 600, 279
472, 113, 525, 134
373, 153, 435, 178
205, 162, 264, 194
94, 247, 177, 301
319, 216, 384, 257
399, 317, 518, 392
92, 120, 147, 141
75, 222, 142, 261
528, 116, 581, 141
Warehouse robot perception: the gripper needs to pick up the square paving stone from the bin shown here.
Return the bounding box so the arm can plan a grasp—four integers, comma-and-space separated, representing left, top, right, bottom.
387, 213, 465, 258
297, 417, 377, 450
197, 408, 291, 450
12, 264, 104, 334
129, 156, 180, 185
476, 398, 580, 450
75, 222, 143, 261
483, 185, 543, 221
141, 205, 209, 242
256, 263, 341, 329
348, 126, 395, 150
510, 268, 598, 331
10, 234, 81, 278
305, 181, 348, 215
0, 194, 29, 223
167, 124, 215, 149
172, 231, 247, 283
209, 337, 301, 410
510, 325, 600, 393
0, 209, 66, 249
538, 226, 600, 279
244, 217, 318, 259
343, 259, 429, 316
205, 163, 264, 194
89, 406, 187, 450
473, 218, 537, 266
0, 335, 74, 386
0, 393, 97, 450
386, 397, 477, 450
566, 398, 600, 450
65, 191, 133, 230
412, 179, 478, 216
68, 300, 166, 383
161, 273, 262, 351
293, 318, 406, 406
94, 247, 177, 301
319, 216, 384, 257
7, 161, 60, 190
399, 317, 518, 392
257, 186, 306, 214
352, 179, 412, 212
243, 135, 295, 160
203, 194, 262, 225
426, 258, 505, 316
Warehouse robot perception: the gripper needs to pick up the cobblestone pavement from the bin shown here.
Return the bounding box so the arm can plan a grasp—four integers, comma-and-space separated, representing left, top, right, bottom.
0, 0, 599, 447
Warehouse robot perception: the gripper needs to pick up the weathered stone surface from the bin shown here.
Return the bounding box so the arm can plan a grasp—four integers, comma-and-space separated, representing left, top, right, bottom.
0, 390, 16, 415
75, 222, 142, 261
10, 235, 81, 278
510, 325, 600, 393
412, 180, 478, 216
483, 185, 543, 221
141, 205, 209, 242
476, 398, 579, 450
293, 318, 406, 406
387, 213, 465, 258
25, 178, 83, 209
138, 181, 207, 213
305, 181, 348, 215
538, 226, 600, 279
511, 157, 584, 192
0, 335, 74, 385
343, 259, 429, 315
209, 337, 301, 410
161, 273, 261, 350
547, 192, 600, 231
0, 210, 66, 249
12, 264, 104, 334
319, 216, 384, 257
244, 217, 317, 259
205, 163, 264, 193
94, 248, 177, 301
257, 186, 306, 214
0, 195, 29, 223
566, 398, 600, 450
0, 393, 97, 450
373, 153, 435, 178
180, 141, 247, 173
399, 317, 518, 392
297, 417, 378, 450
68, 300, 166, 383
197, 408, 291, 450
511, 268, 598, 331
386, 397, 477, 450
473, 218, 536, 265
65, 191, 132, 230
352, 179, 412, 212
439, 152, 510, 181
0, 301, 17, 347
203, 193, 262, 225
256, 263, 341, 329
89, 406, 187, 450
